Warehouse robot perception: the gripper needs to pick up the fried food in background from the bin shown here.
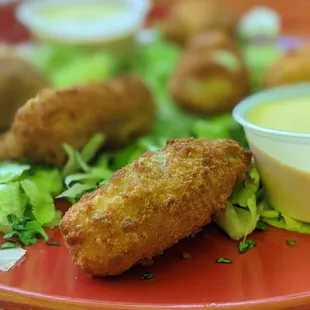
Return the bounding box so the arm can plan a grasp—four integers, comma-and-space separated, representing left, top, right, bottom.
0, 76, 155, 166
0, 46, 49, 130
170, 31, 250, 115
264, 46, 310, 88
60, 138, 252, 276
164, 0, 237, 46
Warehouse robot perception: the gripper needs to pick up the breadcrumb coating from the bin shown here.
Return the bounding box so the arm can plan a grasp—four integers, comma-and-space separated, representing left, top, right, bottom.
60, 138, 251, 276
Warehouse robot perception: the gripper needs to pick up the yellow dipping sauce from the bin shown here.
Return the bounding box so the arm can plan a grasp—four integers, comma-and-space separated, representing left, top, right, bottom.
246, 96, 310, 222
29, 2, 137, 55
37, 3, 127, 22
247, 96, 310, 133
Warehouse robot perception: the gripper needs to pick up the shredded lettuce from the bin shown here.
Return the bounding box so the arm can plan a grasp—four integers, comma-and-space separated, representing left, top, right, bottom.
58, 134, 111, 203
23, 167, 62, 196
217, 163, 310, 239
20, 180, 55, 226
0, 162, 30, 183
0, 183, 27, 233
261, 203, 310, 234
62, 133, 106, 177
34, 44, 122, 87
215, 165, 261, 240
57, 183, 96, 204
0, 161, 63, 234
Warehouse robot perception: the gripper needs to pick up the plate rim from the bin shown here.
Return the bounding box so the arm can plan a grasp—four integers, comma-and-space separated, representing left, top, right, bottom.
1, 283, 310, 310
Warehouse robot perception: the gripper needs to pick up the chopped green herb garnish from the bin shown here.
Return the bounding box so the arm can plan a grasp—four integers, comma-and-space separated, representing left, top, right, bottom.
0, 241, 17, 250
140, 272, 154, 280
255, 221, 267, 231
4, 214, 48, 246
247, 239, 256, 249
277, 212, 282, 221
47, 241, 61, 247
286, 240, 296, 247
216, 258, 232, 264
238, 239, 256, 254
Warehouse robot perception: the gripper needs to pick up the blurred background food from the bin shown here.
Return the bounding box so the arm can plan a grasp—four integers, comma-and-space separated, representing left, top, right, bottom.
163, 0, 237, 46
169, 31, 250, 115
0, 76, 155, 166
0, 0, 310, 152
0, 44, 49, 130
264, 46, 310, 88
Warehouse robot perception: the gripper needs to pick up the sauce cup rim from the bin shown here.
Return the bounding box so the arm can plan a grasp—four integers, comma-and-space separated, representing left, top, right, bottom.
233, 82, 310, 140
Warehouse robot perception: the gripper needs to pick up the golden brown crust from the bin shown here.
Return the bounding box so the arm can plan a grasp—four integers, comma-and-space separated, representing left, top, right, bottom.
0, 55, 49, 130
60, 138, 251, 276
0, 76, 156, 165
164, 0, 237, 46
169, 31, 250, 115
264, 46, 310, 88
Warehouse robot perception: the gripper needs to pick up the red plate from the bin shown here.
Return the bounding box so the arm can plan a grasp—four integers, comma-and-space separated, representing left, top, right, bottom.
1, 200, 310, 310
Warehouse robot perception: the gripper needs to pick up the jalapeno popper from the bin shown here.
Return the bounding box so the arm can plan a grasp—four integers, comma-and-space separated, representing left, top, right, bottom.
0, 76, 155, 166
60, 138, 251, 276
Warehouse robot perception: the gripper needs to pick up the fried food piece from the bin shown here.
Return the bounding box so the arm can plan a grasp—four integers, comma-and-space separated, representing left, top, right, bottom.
0, 76, 155, 166
0, 48, 49, 130
164, 0, 237, 46
264, 46, 310, 88
60, 138, 251, 276
170, 31, 250, 115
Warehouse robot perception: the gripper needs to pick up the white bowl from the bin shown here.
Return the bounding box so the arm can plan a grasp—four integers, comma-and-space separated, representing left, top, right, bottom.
233, 83, 310, 222
16, 0, 151, 45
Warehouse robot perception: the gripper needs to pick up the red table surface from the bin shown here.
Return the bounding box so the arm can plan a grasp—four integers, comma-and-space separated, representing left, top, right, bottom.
1, 0, 310, 44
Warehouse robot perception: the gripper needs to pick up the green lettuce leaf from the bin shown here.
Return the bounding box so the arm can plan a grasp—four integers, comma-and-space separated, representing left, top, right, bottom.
20, 180, 55, 226
0, 162, 30, 183
57, 183, 96, 204
23, 167, 62, 196
0, 183, 27, 233
215, 165, 261, 240
34, 44, 121, 87
261, 203, 310, 234
62, 133, 105, 177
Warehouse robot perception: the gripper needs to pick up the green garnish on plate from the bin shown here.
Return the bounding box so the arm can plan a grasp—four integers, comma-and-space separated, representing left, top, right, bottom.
216, 258, 232, 264
3, 215, 48, 246
47, 241, 61, 247
238, 239, 256, 254
286, 240, 297, 247
140, 272, 155, 280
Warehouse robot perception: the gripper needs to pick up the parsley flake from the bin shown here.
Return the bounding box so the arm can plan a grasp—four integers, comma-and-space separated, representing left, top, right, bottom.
4, 214, 48, 246
216, 258, 232, 264
47, 241, 61, 247
286, 240, 296, 247
238, 239, 256, 254
140, 272, 154, 280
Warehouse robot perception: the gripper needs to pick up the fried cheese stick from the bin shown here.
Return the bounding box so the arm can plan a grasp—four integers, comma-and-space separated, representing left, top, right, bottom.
60, 138, 251, 276
0, 76, 155, 166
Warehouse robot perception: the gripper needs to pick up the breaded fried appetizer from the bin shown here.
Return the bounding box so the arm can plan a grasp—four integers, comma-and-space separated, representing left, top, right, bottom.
170, 31, 250, 115
0, 76, 155, 166
164, 0, 237, 46
0, 48, 49, 130
264, 46, 310, 88
60, 138, 251, 276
